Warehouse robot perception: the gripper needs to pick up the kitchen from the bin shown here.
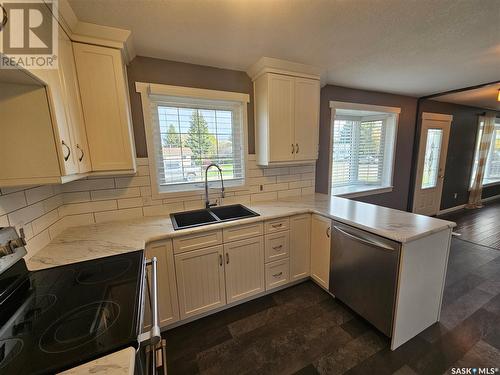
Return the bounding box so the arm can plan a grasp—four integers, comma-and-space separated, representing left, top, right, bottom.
0, 1, 499, 374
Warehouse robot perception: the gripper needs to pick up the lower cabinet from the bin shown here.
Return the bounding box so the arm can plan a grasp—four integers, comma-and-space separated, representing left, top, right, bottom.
310, 214, 331, 289
144, 240, 180, 328
224, 237, 265, 303
289, 214, 311, 281
174, 245, 226, 319
265, 259, 290, 290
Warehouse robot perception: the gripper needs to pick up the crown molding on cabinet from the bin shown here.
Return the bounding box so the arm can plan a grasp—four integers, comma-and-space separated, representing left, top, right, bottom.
246, 57, 322, 82
55, 0, 136, 64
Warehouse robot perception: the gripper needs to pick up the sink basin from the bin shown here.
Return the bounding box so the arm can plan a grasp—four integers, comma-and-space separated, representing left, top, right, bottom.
170, 209, 218, 230
170, 204, 259, 230
210, 204, 259, 221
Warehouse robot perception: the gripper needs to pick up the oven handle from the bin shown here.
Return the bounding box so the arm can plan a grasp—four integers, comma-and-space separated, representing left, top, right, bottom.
138, 257, 161, 346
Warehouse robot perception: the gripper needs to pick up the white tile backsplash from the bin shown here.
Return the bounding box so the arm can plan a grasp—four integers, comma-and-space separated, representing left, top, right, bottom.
0, 156, 315, 257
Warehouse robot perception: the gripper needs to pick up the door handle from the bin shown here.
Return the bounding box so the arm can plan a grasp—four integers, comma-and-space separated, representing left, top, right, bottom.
76, 144, 84, 162
333, 226, 397, 251
226, 252, 229, 264
296, 143, 299, 153
326, 227, 331, 238
291, 144, 295, 154
61, 140, 71, 161
219, 254, 223, 266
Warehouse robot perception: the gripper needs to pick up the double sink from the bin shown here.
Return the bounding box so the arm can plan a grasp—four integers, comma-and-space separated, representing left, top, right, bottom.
170, 204, 260, 230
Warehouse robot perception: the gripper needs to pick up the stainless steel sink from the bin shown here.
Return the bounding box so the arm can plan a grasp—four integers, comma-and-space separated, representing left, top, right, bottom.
170, 204, 259, 230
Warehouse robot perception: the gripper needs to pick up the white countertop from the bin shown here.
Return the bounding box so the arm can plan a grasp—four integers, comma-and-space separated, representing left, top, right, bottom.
27, 193, 455, 271
58, 347, 135, 375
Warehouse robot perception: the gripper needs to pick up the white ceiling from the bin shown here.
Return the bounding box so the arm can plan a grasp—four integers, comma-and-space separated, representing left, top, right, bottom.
68, 0, 500, 97
433, 83, 500, 111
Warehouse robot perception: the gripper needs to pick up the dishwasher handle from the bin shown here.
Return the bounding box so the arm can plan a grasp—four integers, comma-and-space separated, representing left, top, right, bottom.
333, 225, 398, 251
138, 257, 161, 346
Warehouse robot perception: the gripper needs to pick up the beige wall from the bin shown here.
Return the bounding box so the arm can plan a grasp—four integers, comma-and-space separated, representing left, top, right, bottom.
126, 56, 255, 157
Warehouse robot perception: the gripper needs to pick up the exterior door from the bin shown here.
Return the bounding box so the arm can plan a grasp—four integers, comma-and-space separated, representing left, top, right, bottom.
413, 112, 452, 216
224, 237, 265, 303
268, 73, 295, 162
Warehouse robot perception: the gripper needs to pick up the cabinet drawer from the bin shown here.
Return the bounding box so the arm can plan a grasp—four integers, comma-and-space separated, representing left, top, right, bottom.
173, 230, 223, 254
264, 231, 289, 263
223, 222, 263, 243
264, 217, 290, 234
265, 258, 290, 290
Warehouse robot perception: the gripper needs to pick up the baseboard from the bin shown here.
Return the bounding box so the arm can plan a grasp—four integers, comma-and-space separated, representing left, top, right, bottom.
438, 204, 465, 215
438, 194, 500, 215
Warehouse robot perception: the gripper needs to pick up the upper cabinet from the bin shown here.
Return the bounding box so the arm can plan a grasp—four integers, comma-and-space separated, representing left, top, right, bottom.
249, 57, 321, 166
0, 7, 136, 187
73, 43, 136, 172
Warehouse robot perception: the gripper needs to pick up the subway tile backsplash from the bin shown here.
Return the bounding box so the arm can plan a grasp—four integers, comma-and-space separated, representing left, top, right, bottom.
0, 156, 315, 257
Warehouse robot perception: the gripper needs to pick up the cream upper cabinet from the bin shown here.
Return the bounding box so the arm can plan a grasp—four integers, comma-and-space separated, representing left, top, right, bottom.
224, 237, 265, 303
174, 245, 226, 319
58, 30, 91, 174
73, 43, 136, 172
253, 72, 320, 166
310, 214, 331, 290
290, 214, 311, 281
144, 240, 180, 328
293, 78, 320, 161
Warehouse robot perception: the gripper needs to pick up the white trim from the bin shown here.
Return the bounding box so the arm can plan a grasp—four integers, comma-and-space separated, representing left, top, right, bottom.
421, 112, 453, 122
327, 101, 400, 198
335, 186, 393, 199
329, 101, 401, 114
437, 204, 466, 215
136, 82, 250, 103
246, 57, 321, 81
136, 82, 249, 200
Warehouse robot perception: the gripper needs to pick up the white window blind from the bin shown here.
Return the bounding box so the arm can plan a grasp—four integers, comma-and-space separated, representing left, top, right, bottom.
149, 95, 246, 193
330, 108, 398, 196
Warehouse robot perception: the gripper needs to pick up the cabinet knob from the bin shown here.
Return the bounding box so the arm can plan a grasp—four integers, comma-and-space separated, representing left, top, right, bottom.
61, 140, 71, 161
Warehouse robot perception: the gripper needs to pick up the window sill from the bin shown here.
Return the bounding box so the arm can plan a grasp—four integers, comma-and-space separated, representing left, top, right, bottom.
467, 180, 500, 191
332, 185, 393, 199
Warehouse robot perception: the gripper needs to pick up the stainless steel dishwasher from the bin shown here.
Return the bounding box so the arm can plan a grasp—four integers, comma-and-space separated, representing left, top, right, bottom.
329, 221, 401, 337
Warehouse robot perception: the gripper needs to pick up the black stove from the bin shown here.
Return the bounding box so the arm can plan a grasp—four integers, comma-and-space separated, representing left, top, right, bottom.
0, 250, 145, 374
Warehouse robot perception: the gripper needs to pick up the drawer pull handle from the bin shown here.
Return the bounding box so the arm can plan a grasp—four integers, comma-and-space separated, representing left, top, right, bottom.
271, 223, 283, 228
273, 272, 283, 278
272, 245, 283, 250
61, 140, 71, 161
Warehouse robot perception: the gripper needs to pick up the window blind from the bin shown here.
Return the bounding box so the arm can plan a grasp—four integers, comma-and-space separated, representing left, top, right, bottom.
149, 95, 245, 193
331, 118, 386, 188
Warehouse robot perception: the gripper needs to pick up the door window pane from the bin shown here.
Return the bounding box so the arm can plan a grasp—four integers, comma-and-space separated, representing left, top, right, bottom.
421, 128, 443, 189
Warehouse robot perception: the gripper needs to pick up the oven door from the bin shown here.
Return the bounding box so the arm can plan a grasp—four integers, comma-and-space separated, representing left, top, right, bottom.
135, 257, 167, 375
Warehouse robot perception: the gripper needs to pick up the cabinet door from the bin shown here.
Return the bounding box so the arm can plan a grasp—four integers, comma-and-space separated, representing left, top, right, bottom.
268, 73, 294, 162
293, 78, 320, 161
310, 214, 331, 289
28, 6, 78, 176
144, 240, 180, 328
58, 29, 91, 173
290, 214, 311, 281
73, 43, 135, 172
175, 245, 226, 319
224, 237, 265, 303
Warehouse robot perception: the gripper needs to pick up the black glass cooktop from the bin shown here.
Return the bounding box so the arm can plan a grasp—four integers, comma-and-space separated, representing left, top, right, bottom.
0, 250, 145, 375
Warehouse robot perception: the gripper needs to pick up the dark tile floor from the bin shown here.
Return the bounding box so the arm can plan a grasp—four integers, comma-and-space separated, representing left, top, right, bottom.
164, 237, 500, 375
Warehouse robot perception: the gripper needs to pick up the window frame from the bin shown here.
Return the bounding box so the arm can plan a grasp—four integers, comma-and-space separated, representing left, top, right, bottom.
328, 101, 400, 198
136, 82, 250, 199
